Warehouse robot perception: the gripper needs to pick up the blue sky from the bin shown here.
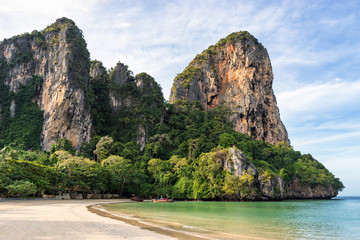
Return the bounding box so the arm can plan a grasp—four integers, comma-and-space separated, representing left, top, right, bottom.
1, 0, 359, 196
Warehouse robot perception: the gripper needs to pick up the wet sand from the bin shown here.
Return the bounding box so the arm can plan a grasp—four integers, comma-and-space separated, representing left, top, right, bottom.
0, 199, 179, 240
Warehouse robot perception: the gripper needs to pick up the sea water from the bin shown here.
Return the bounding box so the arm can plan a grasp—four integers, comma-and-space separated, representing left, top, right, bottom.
103, 196, 360, 239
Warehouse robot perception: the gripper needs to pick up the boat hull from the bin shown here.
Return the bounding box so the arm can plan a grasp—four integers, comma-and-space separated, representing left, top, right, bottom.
152, 198, 174, 203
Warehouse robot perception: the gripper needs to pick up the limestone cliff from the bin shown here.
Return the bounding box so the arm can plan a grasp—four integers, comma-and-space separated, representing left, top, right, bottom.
223, 147, 285, 200
170, 32, 289, 145
108, 62, 134, 112
285, 178, 338, 199
0, 17, 92, 150
89, 61, 166, 150
222, 148, 337, 200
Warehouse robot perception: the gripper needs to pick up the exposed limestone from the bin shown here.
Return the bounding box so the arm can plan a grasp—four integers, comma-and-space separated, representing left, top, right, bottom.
136, 124, 146, 151
110, 91, 133, 113
259, 174, 285, 200
109, 62, 132, 113
286, 178, 338, 199
170, 31, 289, 145
9, 100, 15, 118
0, 17, 92, 150
90, 60, 106, 78
225, 147, 257, 176
221, 147, 336, 200
223, 147, 285, 200
110, 62, 129, 85
136, 73, 154, 89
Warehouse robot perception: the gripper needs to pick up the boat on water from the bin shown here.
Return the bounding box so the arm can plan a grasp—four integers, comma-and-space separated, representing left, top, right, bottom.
152, 197, 174, 203
131, 194, 144, 202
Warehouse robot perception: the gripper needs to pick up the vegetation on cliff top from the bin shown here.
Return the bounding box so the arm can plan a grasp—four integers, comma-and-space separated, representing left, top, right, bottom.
1, 17, 91, 107
174, 66, 201, 89
0, 58, 44, 150
47, 18, 92, 106
88, 63, 166, 144
174, 31, 260, 91
216, 31, 259, 47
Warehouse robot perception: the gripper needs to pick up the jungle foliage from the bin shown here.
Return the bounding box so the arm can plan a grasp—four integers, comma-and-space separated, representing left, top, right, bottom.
0, 99, 344, 199
0, 73, 44, 150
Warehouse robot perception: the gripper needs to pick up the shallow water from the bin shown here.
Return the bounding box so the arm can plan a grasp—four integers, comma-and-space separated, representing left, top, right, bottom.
104, 196, 360, 239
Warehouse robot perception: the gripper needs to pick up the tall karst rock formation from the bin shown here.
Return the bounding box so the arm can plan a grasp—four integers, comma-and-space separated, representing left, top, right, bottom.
89, 60, 165, 150
170, 32, 289, 145
0, 18, 91, 150
0, 19, 288, 150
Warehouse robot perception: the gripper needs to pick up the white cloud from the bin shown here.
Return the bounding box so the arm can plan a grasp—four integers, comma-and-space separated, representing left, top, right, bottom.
0, 0, 103, 38
293, 131, 360, 147
277, 79, 360, 123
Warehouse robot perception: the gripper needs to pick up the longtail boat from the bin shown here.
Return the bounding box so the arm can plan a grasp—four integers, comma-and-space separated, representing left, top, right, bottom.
152, 197, 174, 203
131, 195, 144, 202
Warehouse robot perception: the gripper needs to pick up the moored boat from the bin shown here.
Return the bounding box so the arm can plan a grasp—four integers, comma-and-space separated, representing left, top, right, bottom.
152, 197, 174, 203
131, 194, 144, 202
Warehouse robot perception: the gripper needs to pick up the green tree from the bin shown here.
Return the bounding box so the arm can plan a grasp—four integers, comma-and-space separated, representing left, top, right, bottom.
79, 136, 101, 159
218, 133, 236, 148
6, 180, 37, 197
51, 137, 74, 154
102, 155, 143, 196
192, 148, 227, 199
54, 151, 97, 194
145, 134, 172, 159
93, 136, 114, 162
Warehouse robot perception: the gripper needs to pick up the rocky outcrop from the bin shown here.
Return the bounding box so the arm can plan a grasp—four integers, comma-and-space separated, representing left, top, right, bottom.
286, 178, 338, 199
110, 62, 129, 86
108, 62, 133, 113
170, 32, 289, 145
89, 60, 106, 78
0, 17, 92, 150
222, 147, 336, 200
223, 147, 285, 200
9, 100, 16, 118
259, 175, 285, 200
101, 64, 165, 149
224, 147, 257, 176
87, 59, 165, 150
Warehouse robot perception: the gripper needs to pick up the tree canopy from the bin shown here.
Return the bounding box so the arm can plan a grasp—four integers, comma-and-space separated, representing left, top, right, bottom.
0, 100, 344, 199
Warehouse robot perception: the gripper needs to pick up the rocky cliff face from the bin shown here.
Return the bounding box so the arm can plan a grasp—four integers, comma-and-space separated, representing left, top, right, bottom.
224, 147, 285, 200
108, 62, 133, 113
223, 148, 337, 200
224, 148, 257, 177
89, 60, 106, 79
0, 17, 92, 150
89, 61, 165, 150
286, 178, 338, 199
170, 32, 289, 145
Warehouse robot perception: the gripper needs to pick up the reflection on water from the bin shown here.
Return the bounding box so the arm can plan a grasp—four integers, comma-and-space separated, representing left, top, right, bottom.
104, 197, 360, 240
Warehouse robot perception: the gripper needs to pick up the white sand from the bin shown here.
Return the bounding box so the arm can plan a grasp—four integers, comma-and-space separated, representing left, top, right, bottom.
0, 199, 176, 240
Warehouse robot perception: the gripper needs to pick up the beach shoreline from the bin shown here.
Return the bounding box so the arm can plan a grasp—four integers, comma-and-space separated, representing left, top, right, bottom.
97, 201, 267, 240
0, 199, 181, 240
88, 203, 207, 240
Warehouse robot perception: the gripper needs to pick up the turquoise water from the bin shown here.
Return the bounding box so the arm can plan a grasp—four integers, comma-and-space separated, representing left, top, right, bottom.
104, 197, 360, 239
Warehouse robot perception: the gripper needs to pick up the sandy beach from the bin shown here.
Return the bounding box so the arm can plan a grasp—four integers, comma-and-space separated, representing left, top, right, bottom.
0, 199, 178, 240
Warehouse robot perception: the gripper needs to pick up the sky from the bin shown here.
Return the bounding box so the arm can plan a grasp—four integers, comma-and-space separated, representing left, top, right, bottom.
0, 0, 359, 196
